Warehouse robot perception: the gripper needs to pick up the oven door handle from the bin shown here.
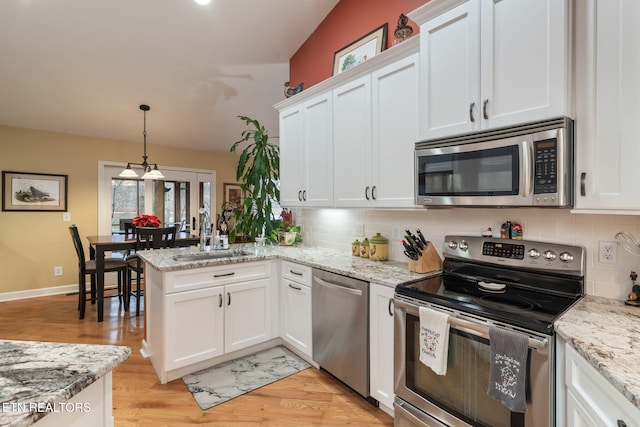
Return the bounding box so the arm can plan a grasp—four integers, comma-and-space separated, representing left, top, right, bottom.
395, 298, 548, 351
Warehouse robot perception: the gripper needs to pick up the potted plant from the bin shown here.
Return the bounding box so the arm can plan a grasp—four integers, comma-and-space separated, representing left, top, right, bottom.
229, 116, 280, 242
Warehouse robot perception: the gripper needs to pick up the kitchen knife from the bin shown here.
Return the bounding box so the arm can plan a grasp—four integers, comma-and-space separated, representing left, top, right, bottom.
404, 236, 423, 256
416, 229, 428, 245
406, 231, 424, 250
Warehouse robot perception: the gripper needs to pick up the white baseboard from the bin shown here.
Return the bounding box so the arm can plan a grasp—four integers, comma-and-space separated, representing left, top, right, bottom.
0, 284, 79, 302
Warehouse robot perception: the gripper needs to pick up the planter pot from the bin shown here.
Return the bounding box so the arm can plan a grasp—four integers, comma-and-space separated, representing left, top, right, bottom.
278, 231, 298, 246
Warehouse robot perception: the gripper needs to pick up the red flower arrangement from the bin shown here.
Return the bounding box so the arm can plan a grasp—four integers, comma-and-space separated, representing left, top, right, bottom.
132, 214, 162, 228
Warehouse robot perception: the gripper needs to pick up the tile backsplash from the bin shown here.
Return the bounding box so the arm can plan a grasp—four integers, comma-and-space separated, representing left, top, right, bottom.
295, 207, 640, 300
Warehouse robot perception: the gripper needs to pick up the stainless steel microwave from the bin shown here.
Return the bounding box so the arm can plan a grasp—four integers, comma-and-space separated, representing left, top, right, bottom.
415, 117, 574, 207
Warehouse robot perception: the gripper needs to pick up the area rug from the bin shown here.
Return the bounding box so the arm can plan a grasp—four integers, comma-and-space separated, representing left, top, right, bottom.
182, 346, 310, 410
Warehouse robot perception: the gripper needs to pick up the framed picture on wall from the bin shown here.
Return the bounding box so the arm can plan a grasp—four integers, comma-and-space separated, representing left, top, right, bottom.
2, 171, 68, 212
223, 183, 244, 209
333, 23, 388, 76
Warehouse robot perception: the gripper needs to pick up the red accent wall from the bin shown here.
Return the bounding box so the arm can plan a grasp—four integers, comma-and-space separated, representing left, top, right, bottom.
289, 0, 429, 89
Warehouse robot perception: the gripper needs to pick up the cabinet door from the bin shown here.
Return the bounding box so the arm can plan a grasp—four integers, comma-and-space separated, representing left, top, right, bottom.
418, 0, 480, 140
224, 278, 272, 353
303, 94, 333, 206
480, 0, 569, 128
279, 105, 305, 206
333, 75, 372, 207
165, 287, 224, 370
371, 53, 419, 207
369, 283, 395, 411
281, 280, 312, 357
574, 0, 640, 211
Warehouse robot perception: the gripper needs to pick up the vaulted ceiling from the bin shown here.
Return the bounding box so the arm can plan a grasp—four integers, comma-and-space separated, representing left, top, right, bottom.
0, 0, 339, 152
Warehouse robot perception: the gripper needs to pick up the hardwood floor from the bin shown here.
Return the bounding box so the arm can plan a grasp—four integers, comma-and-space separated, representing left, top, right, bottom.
0, 293, 393, 426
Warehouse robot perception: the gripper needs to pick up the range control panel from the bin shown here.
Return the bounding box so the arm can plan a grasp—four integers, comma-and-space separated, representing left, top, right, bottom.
443, 235, 586, 276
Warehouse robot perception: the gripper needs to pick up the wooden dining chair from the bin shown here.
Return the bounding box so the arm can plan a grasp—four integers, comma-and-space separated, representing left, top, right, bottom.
69, 225, 128, 319
125, 226, 177, 316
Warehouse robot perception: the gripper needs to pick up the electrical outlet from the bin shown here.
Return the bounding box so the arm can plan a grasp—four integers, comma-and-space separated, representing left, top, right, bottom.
392, 227, 399, 239
598, 241, 617, 264
355, 223, 364, 237
62, 212, 71, 222
54, 266, 63, 276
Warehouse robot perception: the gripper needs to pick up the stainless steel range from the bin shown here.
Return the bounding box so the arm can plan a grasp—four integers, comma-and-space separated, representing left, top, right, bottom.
394, 235, 585, 427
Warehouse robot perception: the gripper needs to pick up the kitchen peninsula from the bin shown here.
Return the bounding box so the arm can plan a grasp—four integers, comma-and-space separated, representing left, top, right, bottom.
0, 340, 130, 427
136, 244, 433, 385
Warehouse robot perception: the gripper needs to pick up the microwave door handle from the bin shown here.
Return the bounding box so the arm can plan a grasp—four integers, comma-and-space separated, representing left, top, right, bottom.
521, 139, 534, 197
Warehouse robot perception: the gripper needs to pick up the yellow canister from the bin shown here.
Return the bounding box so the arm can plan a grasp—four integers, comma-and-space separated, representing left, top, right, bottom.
359, 238, 370, 258
369, 233, 389, 261
352, 239, 360, 256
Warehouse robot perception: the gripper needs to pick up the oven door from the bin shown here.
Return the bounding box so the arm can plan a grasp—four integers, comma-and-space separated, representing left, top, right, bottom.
394, 297, 553, 427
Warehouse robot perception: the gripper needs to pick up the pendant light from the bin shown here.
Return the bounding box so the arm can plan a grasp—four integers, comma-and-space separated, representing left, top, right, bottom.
119, 104, 164, 180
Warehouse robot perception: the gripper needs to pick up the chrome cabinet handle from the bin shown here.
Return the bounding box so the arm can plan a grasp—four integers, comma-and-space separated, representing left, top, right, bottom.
302, 190, 307, 201
288, 283, 302, 291
218, 293, 222, 308
580, 172, 586, 196
289, 269, 303, 276
365, 186, 370, 200
469, 102, 475, 122
298, 190, 302, 201
372, 186, 377, 200
483, 99, 489, 119
227, 292, 231, 306
388, 297, 394, 317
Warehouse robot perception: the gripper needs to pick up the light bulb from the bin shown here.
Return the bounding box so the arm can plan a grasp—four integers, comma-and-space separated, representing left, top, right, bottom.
194, 0, 210, 5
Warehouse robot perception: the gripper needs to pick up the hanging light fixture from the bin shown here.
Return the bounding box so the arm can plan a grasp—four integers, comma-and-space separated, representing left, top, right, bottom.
119, 104, 164, 180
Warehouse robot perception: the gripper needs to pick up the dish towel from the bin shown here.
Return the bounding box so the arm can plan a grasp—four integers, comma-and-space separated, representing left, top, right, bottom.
418, 306, 450, 375
487, 326, 529, 413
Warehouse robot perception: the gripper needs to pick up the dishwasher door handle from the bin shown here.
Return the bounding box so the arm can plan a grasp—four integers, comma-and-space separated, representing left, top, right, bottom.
313, 276, 363, 296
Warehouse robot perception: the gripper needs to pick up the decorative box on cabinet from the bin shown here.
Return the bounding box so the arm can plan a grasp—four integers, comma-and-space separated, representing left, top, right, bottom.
410, 0, 572, 140
573, 0, 640, 213
369, 283, 395, 415
280, 260, 312, 358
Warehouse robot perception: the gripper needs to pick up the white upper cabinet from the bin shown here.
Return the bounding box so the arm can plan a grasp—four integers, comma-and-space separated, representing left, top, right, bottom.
573, 0, 640, 212
276, 38, 420, 209
333, 54, 420, 208
411, 0, 572, 140
279, 93, 333, 207
333, 75, 372, 207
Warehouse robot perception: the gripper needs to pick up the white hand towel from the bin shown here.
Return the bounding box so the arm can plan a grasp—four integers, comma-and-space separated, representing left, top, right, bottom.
418, 306, 450, 375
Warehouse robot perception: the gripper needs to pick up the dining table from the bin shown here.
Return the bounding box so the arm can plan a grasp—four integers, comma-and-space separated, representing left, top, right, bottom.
86, 232, 199, 322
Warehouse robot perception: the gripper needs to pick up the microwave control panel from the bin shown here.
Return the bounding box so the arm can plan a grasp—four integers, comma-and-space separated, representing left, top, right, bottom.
533, 138, 557, 195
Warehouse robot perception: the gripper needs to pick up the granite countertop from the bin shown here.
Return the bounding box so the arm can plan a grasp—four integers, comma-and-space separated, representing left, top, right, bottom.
0, 340, 131, 427
555, 295, 640, 409
137, 243, 439, 288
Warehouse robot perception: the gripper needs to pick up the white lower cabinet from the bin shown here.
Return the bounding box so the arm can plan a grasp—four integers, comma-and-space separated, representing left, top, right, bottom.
369, 282, 395, 414
558, 336, 640, 427
280, 261, 312, 358
145, 260, 275, 383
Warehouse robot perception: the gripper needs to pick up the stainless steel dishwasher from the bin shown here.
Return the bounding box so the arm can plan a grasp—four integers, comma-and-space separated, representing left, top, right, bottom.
312, 268, 371, 400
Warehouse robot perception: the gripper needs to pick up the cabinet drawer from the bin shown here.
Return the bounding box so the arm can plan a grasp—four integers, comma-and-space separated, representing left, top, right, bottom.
281, 260, 311, 286
164, 261, 271, 293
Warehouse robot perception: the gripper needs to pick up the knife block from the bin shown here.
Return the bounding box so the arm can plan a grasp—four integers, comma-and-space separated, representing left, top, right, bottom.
408, 242, 442, 273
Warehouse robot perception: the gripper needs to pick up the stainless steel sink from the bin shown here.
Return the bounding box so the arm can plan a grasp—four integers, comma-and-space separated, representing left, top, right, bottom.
172, 249, 251, 262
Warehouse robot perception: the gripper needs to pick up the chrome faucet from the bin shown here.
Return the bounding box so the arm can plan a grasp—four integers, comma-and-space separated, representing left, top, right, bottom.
199, 208, 211, 250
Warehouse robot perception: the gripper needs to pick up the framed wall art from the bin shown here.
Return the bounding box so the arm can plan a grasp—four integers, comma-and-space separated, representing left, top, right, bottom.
223, 183, 244, 209
2, 171, 68, 212
333, 23, 388, 76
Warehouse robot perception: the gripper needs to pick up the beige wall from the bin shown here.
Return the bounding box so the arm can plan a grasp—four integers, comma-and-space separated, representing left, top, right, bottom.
0, 125, 239, 294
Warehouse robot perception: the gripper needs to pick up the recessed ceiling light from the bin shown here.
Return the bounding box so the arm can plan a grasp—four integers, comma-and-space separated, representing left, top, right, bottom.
194, 0, 211, 5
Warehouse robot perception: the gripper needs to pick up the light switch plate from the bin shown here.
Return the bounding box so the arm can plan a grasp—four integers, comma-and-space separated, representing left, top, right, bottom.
62, 212, 71, 222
